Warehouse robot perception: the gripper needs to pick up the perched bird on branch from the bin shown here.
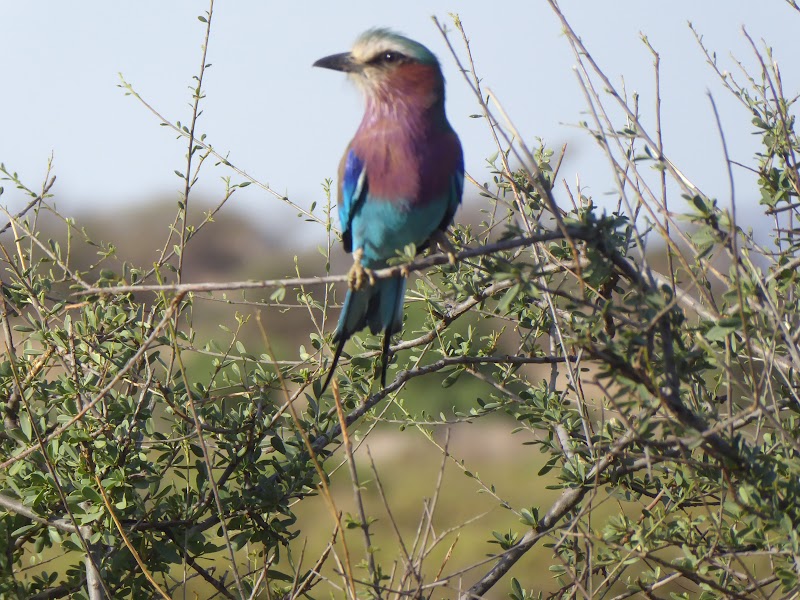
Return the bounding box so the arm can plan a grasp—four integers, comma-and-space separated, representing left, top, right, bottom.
315, 28, 464, 392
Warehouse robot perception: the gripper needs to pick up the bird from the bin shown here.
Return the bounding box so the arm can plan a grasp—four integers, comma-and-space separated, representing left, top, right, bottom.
314, 28, 464, 393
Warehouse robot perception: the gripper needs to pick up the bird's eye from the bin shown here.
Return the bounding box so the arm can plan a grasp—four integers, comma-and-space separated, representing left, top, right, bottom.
369, 51, 406, 66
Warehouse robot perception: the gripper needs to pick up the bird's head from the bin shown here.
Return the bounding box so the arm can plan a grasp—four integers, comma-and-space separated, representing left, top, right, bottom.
313, 28, 445, 110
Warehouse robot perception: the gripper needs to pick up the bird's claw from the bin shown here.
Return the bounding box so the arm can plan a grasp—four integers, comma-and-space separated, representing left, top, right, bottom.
347, 248, 375, 290
347, 262, 366, 290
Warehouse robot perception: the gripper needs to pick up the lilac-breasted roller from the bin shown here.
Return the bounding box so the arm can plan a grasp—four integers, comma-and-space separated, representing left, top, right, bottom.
314, 28, 464, 392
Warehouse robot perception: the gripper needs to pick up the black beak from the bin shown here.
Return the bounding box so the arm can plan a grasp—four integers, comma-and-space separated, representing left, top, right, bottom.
313, 52, 358, 73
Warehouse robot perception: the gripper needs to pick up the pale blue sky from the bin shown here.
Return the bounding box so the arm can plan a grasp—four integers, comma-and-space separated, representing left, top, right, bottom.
1, 2, 797, 237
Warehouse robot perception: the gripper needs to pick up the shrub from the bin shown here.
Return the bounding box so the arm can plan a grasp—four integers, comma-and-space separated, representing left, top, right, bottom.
2, 4, 800, 599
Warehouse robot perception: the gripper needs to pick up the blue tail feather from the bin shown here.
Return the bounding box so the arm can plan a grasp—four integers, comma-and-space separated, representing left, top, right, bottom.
320, 275, 406, 394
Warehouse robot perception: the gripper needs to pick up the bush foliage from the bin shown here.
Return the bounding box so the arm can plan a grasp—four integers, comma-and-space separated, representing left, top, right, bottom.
2, 3, 800, 599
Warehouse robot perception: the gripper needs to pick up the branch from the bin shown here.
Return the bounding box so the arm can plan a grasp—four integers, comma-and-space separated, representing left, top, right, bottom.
461, 427, 640, 599
0, 491, 78, 534
76, 230, 577, 296
0, 172, 56, 236
29, 580, 85, 600
433, 354, 577, 366
162, 530, 238, 600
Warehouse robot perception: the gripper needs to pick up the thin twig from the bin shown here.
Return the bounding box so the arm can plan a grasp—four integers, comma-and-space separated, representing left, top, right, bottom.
77, 229, 575, 296
95, 475, 171, 600
333, 382, 379, 595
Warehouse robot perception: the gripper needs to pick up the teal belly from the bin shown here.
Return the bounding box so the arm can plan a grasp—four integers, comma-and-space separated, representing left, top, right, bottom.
352, 198, 446, 267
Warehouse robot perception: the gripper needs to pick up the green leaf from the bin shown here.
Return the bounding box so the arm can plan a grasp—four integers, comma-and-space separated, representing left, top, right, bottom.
81, 486, 103, 505
441, 367, 464, 388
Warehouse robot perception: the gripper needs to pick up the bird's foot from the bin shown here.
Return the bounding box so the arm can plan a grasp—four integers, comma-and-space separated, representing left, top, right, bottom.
347, 249, 375, 290
431, 230, 458, 265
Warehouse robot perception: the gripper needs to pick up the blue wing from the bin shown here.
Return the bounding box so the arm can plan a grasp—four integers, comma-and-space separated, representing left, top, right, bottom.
437, 157, 464, 234
339, 148, 368, 254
